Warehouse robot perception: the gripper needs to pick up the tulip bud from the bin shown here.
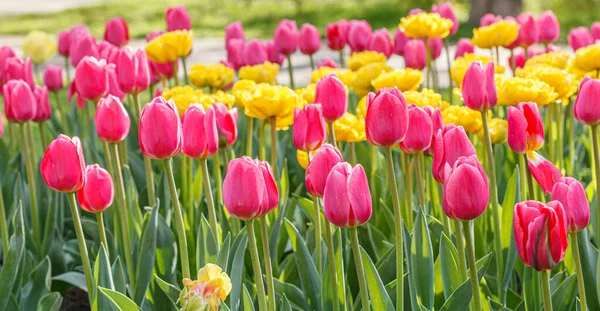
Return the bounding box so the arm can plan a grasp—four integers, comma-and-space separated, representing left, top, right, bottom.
365, 88, 409, 147
551, 177, 590, 233
408, 8, 425, 15
432, 124, 476, 183
41, 135, 86, 193
432, 2, 458, 35
462, 61, 497, 111
480, 13, 501, 27
76, 164, 114, 213
323, 162, 372, 227
454, 38, 474, 59
347, 20, 372, 52
74, 57, 109, 103
104, 17, 129, 47
266, 41, 286, 65
568, 27, 593, 51
227, 39, 246, 70
95, 95, 131, 143
443, 155, 489, 220
516, 13, 540, 48
314, 74, 348, 122
592, 22, 600, 41
574, 77, 600, 126
424, 107, 444, 155
139, 97, 183, 159
538, 11, 560, 44
326, 20, 348, 51
366, 29, 393, 58
317, 57, 338, 69
33, 86, 51, 123
166, 6, 191, 31
305, 144, 344, 197
0, 47, 17, 84
428, 38, 443, 60
106, 64, 125, 101
243, 40, 267, 66
43, 64, 63, 92
223, 156, 279, 220
3, 80, 37, 122
399, 105, 433, 154
513, 200, 568, 271
393, 29, 409, 56
212, 103, 238, 149
273, 19, 299, 55
3, 56, 35, 88
527, 151, 563, 194
300, 23, 321, 56
69, 33, 99, 67
117, 47, 151, 94
507, 102, 544, 154
293, 104, 326, 152
58, 30, 71, 57
225, 21, 245, 48
182, 104, 219, 159
404, 39, 426, 70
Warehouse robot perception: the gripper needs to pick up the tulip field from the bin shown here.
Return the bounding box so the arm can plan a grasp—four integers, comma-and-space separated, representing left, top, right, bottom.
3, 2, 600, 311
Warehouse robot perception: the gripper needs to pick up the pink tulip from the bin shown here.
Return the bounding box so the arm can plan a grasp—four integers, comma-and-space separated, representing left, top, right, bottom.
3, 56, 35, 88
516, 13, 540, 47
404, 39, 426, 70
0, 47, 16, 85
347, 20, 372, 52
106, 64, 125, 101
462, 61, 497, 111
0, 115, 3, 138
545, 44, 560, 53
305, 144, 344, 197
225, 21, 245, 48
243, 40, 267, 66
574, 77, 600, 126
117, 47, 151, 94
182, 104, 219, 159
76, 164, 114, 213
551, 177, 590, 233
504, 16, 521, 50
424, 107, 444, 155
393, 29, 409, 56
592, 22, 600, 41
454, 38, 474, 59
314, 74, 348, 122
408, 8, 426, 16
365, 88, 409, 147
95, 95, 131, 143
300, 23, 321, 55
149, 59, 176, 80
527, 151, 563, 194
166, 6, 191, 31
326, 20, 348, 51
227, 39, 246, 70
139, 97, 182, 160
41, 135, 86, 193
568, 27, 594, 51
273, 19, 299, 55
69, 34, 99, 67
432, 124, 476, 183
97, 41, 120, 65
443, 155, 489, 220
223, 156, 279, 220
293, 104, 326, 152
432, 2, 458, 35
507, 102, 544, 154
399, 105, 433, 154
33, 85, 51, 122
480, 13, 501, 26
104, 17, 129, 47
59, 24, 90, 57
367, 28, 393, 58
3, 80, 37, 122
43, 64, 63, 92
513, 200, 568, 271
538, 11, 560, 44
74, 57, 108, 103
428, 38, 443, 60
266, 41, 286, 65
317, 57, 338, 69
323, 162, 372, 228
212, 103, 238, 148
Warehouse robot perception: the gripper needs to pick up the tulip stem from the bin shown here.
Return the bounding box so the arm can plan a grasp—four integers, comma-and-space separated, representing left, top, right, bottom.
547, 103, 556, 164
103, 142, 115, 177
324, 219, 340, 311
350, 142, 357, 165
540, 270, 553, 311
453, 219, 468, 282
67, 192, 95, 303
384, 147, 404, 311
0, 182, 9, 253
64, 56, 71, 84
173, 61, 179, 86
246, 220, 268, 311
510, 50, 516, 76
444, 38, 453, 104
181, 57, 189, 85
96, 212, 109, 260
246, 117, 254, 157
118, 141, 128, 168
415, 152, 426, 212
349, 227, 370, 311
327, 122, 338, 147
259, 120, 266, 161
213, 151, 224, 207
402, 152, 414, 229
270, 116, 278, 181
110, 143, 136, 288
164, 158, 191, 279
258, 217, 276, 311
338, 50, 345, 68
518, 153, 529, 200
200, 158, 219, 248
571, 233, 587, 311
286, 55, 295, 89
309, 54, 315, 71
20, 123, 40, 248
481, 111, 504, 292
463, 221, 482, 311
312, 196, 322, 274
591, 126, 600, 245
53, 91, 69, 134
38, 122, 47, 152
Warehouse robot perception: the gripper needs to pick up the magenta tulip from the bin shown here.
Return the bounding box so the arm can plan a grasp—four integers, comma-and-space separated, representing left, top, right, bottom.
574, 77, 600, 126
443, 155, 489, 220
365, 88, 409, 147
225, 21, 245, 48
3, 79, 37, 122
404, 39, 426, 70
266, 41, 286, 65
305, 144, 344, 197
527, 151, 563, 194
95, 95, 131, 143
347, 20, 372, 52
592, 22, 600, 41
227, 38, 246, 70
432, 2, 458, 35
568, 27, 593, 51
300, 23, 321, 55
408, 8, 425, 16
432, 124, 476, 183
43, 64, 63, 91
399, 105, 433, 154
293, 104, 326, 152
367, 28, 393, 58
60, 24, 90, 58
117, 47, 151, 94
551, 177, 590, 233
3, 56, 35, 88
393, 29, 409, 56
166, 6, 191, 31
33, 86, 51, 123
454, 38, 474, 59
462, 61, 497, 111
323, 162, 372, 228
73, 57, 108, 103
139, 97, 182, 160
317, 57, 338, 69
212, 103, 238, 149
243, 40, 268, 66
0, 46, 16, 85
273, 19, 299, 55
428, 38, 443, 60
41, 135, 86, 193
77, 164, 114, 213
538, 11, 560, 44
326, 20, 348, 51
507, 102, 545, 154
424, 107, 444, 155
182, 104, 219, 159
314, 74, 348, 122
516, 13, 540, 48
106, 64, 125, 101
103, 17, 129, 47
97, 41, 120, 65
480, 13, 501, 26
69, 34, 99, 67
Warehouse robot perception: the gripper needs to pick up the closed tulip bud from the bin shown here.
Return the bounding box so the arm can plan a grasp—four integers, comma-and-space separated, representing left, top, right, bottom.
0, 47, 16, 84
300, 23, 321, 56
507, 102, 544, 154
454, 38, 474, 59
432, 124, 476, 183
139, 96, 182, 159
223, 156, 279, 220
3, 56, 35, 88
166, 6, 192, 31
432, 2, 458, 35
592, 22, 600, 41
508, 50, 525, 70
41, 135, 86, 193
274, 19, 299, 55
212, 103, 238, 149
424, 106, 443, 155
365, 88, 409, 147
393, 29, 409, 56
326, 20, 348, 51
551, 177, 590, 233
98, 41, 120, 65
70, 34, 99, 67
227, 39, 246, 70
538, 11, 560, 44
3, 80, 37, 122
480, 13, 501, 27
404, 39, 426, 70
516, 13, 539, 47
367, 29, 393, 58
266, 41, 286, 65
314, 74, 348, 122
76, 164, 114, 213
305, 144, 344, 197
513, 200, 568, 271
58, 30, 71, 56
182, 104, 219, 159
574, 77, 600, 126
103, 17, 129, 47
317, 57, 338, 69
293, 104, 326, 152
225, 21, 245, 48
74, 57, 108, 103
95, 95, 130, 143
462, 61, 497, 111
243, 40, 267, 66
568, 27, 593, 51
428, 38, 443, 60
347, 20, 372, 52
527, 151, 563, 194
106, 64, 125, 101
117, 47, 151, 94
43, 64, 63, 91
323, 162, 372, 227
443, 155, 489, 220
399, 105, 433, 154
33, 86, 51, 122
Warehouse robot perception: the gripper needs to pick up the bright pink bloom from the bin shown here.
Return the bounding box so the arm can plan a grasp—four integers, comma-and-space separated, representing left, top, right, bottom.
551, 177, 590, 233
33, 85, 51, 122
462, 61, 497, 111
293, 104, 326, 152
504, 16, 521, 50
326, 20, 348, 51
538, 11, 560, 44
95, 95, 131, 143
59, 24, 90, 57
74, 57, 108, 103
3, 79, 37, 122
3, 56, 35, 88
166, 6, 191, 31
266, 41, 286, 65
77, 164, 114, 213
106, 64, 125, 101
428, 38, 443, 60
43, 64, 63, 91
399, 105, 433, 154
317, 57, 338, 69
367, 28, 393, 58
212, 103, 238, 148
480, 13, 502, 26
225, 21, 245, 48
243, 40, 267, 66
0, 47, 16, 85
365, 88, 409, 147
507, 102, 544, 154
424, 107, 443, 155
305, 144, 344, 197
41, 135, 86, 193
516, 13, 540, 47
103, 17, 129, 47
454, 38, 474, 59
432, 2, 458, 35
138, 97, 182, 160
69, 34, 99, 67
117, 47, 151, 94
574, 77, 600, 126
568, 27, 594, 51
323, 162, 372, 228
0, 115, 3, 138
404, 39, 426, 70
527, 151, 563, 194
182, 104, 219, 159
273, 19, 299, 55
408, 8, 425, 15
393, 29, 409, 56
314, 74, 348, 122
592, 22, 600, 41
300, 23, 321, 55
443, 155, 489, 220
97, 41, 120, 65
346, 20, 372, 52
432, 124, 476, 183
227, 38, 246, 70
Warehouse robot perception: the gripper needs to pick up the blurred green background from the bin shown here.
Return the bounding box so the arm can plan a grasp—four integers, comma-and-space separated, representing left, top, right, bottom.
0, 0, 597, 41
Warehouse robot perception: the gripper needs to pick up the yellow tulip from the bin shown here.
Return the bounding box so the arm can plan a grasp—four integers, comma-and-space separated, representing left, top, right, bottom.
451, 53, 504, 87
471, 21, 519, 49
161, 86, 204, 115
477, 118, 507, 144
496, 76, 558, 106
346, 51, 387, 71
238, 62, 280, 84
311, 67, 357, 86
516, 65, 575, 105
180, 263, 232, 311
22, 30, 56, 64
371, 68, 423, 92
399, 13, 453, 39
189, 63, 234, 91
295, 83, 316, 104
404, 88, 449, 109
332, 112, 366, 142
525, 51, 570, 70
352, 62, 392, 98
232, 80, 257, 108
574, 43, 600, 72
145, 30, 193, 64
243, 84, 303, 129
441, 105, 484, 134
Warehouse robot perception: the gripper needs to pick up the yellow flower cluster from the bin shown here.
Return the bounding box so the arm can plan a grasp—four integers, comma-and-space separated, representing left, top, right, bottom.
442, 105, 484, 134
346, 51, 387, 71
22, 30, 56, 64
161, 86, 204, 115
332, 112, 366, 142
403, 88, 449, 109
471, 21, 519, 49
574, 43, 600, 72
525, 52, 570, 70
451, 53, 504, 87
295, 83, 316, 104
566, 58, 599, 84
145, 30, 193, 64
232, 80, 257, 108
477, 118, 507, 144
496, 76, 558, 106
516, 65, 575, 104
242, 84, 304, 129
353, 62, 393, 98
189, 63, 235, 91
311, 67, 357, 86
399, 13, 453, 39
238, 62, 280, 84
180, 264, 232, 311
371, 69, 423, 92
198, 91, 235, 109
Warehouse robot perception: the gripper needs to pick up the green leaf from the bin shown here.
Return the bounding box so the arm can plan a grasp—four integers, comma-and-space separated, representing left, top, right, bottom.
439, 232, 461, 299
281, 295, 292, 311
19, 257, 51, 311
99, 287, 141, 311
501, 168, 519, 250
36, 293, 62, 311
273, 278, 311, 311
576, 229, 600, 311
133, 202, 159, 305
359, 246, 394, 310
111, 258, 127, 295
0, 203, 25, 311
228, 229, 248, 311
411, 210, 435, 310
439, 253, 492, 311
52, 272, 87, 291
216, 233, 231, 270
93, 245, 115, 311
154, 274, 180, 307
242, 284, 255, 311
550, 273, 577, 311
